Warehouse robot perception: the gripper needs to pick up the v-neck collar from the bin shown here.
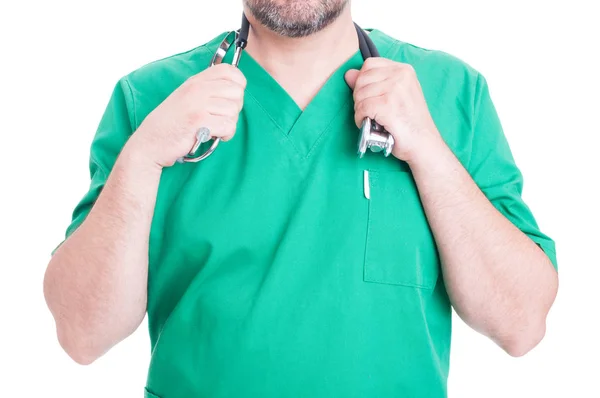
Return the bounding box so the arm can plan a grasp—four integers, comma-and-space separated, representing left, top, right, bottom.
204, 29, 398, 159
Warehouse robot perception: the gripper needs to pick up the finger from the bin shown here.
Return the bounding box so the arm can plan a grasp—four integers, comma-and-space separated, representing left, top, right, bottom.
220, 131, 235, 142
353, 78, 396, 105
204, 80, 246, 101
344, 69, 360, 90
216, 116, 238, 140
206, 97, 244, 116
198, 114, 238, 140
353, 66, 398, 91
354, 95, 394, 129
206, 64, 247, 88
361, 57, 395, 72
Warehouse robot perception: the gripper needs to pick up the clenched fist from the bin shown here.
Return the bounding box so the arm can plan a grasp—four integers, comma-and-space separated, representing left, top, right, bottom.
130, 63, 246, 168
345, 58, 440, 162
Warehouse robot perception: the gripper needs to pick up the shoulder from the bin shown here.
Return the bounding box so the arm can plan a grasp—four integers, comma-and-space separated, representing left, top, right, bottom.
397, 42, 479, 81
125, 31, 229, 86
375, 29, 483, 101
113, 31, 230, 128
374, 30, 493, 160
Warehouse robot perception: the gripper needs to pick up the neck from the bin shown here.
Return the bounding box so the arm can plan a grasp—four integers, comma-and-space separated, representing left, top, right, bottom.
242, 6, 359, 109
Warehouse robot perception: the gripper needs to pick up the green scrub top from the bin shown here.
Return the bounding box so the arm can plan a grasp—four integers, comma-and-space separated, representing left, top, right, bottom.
59, 29, 558, 398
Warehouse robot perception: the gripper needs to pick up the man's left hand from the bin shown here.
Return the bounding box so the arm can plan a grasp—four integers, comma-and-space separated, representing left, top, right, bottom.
345, 58, 441, 162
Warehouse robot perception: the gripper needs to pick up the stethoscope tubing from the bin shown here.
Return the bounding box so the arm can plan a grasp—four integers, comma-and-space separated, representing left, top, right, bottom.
180, 14, 386, 163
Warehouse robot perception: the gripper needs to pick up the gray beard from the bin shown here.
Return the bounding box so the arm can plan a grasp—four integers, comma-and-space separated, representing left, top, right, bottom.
245, 0, 349, 38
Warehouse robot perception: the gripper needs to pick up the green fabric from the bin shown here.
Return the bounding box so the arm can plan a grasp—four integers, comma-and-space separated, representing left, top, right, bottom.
59, 29, 557, 397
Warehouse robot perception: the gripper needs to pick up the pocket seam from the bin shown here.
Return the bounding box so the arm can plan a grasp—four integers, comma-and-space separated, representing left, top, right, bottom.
363, 169, 439, 289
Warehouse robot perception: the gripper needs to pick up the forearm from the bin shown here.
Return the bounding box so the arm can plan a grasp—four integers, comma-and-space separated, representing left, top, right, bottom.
407, 134, 558, 356
44, 137, 162, 364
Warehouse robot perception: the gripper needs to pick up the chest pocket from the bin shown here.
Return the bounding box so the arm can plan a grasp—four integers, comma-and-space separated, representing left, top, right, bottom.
364, 169, 440, 289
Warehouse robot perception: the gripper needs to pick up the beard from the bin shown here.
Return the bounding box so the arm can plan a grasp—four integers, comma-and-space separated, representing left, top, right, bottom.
244, 0, 349, 38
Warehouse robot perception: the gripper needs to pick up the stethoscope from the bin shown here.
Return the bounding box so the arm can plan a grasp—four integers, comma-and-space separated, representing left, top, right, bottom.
179, 13, 394, 163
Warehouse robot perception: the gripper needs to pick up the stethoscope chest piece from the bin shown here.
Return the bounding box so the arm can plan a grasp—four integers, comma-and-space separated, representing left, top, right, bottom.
358, 117, 395, 158
179, 20, 248, 163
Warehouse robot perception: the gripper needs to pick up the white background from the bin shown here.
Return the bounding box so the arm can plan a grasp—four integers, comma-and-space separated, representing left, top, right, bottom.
1, 0, 598, 397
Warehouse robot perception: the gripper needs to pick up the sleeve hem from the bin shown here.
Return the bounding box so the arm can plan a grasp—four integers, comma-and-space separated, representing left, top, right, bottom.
122, 76, 138, 130
529, 236, 558, 271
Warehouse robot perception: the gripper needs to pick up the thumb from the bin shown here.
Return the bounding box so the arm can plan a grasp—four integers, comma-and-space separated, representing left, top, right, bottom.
344, 69, 360, 90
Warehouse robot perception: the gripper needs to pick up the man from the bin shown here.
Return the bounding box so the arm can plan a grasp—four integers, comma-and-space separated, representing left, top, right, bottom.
43, 0, 559, 397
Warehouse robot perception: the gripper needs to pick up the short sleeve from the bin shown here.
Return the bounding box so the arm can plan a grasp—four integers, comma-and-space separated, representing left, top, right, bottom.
52, 78, 136, 253
467, 74, 558, 270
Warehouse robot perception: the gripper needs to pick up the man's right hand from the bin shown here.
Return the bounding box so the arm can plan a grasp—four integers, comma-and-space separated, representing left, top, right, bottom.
129, 63, 247, 168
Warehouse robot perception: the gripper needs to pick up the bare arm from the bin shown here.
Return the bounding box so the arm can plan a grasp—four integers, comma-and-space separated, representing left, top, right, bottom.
44, 142, 160, 364
43, 64, 246, 365
346, 59, 558, 357
408, 134, 558, 357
